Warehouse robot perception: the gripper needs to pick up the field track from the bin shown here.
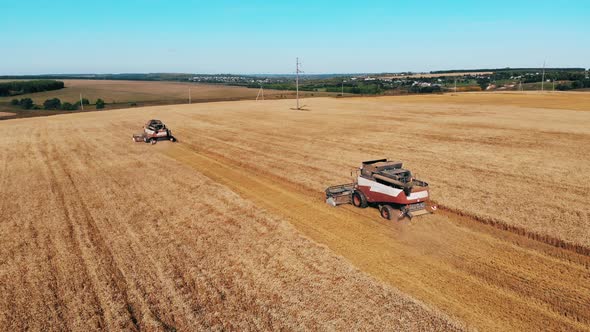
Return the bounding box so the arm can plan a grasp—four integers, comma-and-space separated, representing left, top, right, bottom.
164, 143, 590, 332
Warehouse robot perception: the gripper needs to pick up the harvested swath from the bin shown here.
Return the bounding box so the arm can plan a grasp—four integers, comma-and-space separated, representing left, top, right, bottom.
0, 116, 462, 331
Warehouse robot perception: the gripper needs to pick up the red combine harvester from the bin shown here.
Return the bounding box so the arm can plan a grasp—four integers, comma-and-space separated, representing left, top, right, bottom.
132, 119, 177, 144
325, 159, 436, 221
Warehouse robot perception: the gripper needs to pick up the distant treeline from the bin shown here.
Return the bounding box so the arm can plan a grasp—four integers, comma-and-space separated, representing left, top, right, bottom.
0, 80, 64, 96
243, 81, 389, 94
11, 97, 105, 110
556, 79, 590, 90
244, 80, 442, 95
0, 73, 199, 82
0, 73, 347, 81
432, 68, 586, 74
492, 70, 587, 82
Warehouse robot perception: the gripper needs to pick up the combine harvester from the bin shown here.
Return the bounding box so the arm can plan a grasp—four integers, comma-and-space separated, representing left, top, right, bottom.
133, 119, 177, 144
326, 159, 436, 221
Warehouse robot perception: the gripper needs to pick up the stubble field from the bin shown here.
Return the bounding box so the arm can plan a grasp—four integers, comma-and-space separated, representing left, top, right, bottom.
0, 79, 299, 106
1, 91, 589, 331
0, 79, 329, 120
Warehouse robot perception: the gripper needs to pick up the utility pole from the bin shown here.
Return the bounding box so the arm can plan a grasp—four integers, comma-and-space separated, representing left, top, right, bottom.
553, 79, 555, 91
454, 78, 457, 92
189, 87, 191, 104
296, 57, 301, 110
541, 60, 546, 91
80, 93, 84, 110
341, 80, 344, 96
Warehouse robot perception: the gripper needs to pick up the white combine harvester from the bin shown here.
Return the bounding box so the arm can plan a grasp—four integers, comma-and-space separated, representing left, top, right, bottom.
132, 119, 177, 144
326, 159, 436, 221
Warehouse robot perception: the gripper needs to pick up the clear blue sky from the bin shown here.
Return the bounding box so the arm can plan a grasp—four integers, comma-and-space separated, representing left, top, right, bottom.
1, 0, 588, 74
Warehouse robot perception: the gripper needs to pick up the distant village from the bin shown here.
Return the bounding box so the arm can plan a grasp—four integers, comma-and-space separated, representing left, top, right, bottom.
188, 69, 589, 93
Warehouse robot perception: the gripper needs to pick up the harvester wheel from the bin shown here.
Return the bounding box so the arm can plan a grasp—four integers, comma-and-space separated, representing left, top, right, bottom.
352, 191, 368, 208
380, 205, 402, 221
150, 138, 157, 145
170, 136, 177, 142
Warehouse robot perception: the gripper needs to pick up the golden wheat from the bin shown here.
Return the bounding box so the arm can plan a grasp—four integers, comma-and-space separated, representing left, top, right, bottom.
1, 91, 590, 331
0, 112, 461, 331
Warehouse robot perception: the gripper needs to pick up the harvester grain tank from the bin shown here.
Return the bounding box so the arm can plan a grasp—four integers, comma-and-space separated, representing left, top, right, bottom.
325, 159, 436, 221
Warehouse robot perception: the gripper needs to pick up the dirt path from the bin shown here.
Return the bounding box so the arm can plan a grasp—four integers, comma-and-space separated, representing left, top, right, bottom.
164, 143, 590, 332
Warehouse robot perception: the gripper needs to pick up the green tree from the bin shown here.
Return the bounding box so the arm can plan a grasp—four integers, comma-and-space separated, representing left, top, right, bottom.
61, 102, 78, 110
477, 78, 490, 90
43, 98, 61, 110
11, 99, 20, 105
0, 80, 64, 97
19, 98, 34, 109
75, 98, 90, 106
95, 98, 105, 109
572, 81, 582, 89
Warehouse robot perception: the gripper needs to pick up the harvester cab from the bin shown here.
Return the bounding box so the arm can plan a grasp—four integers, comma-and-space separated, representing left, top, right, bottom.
132, 119, 177, 144
326, 159, 436, 221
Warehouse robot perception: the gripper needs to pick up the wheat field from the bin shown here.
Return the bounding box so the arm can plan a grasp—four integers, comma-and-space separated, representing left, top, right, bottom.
0, 79, 312, 107
0, 107, 461, 330
1, 91, 589, 331
153, 92, 590, 250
